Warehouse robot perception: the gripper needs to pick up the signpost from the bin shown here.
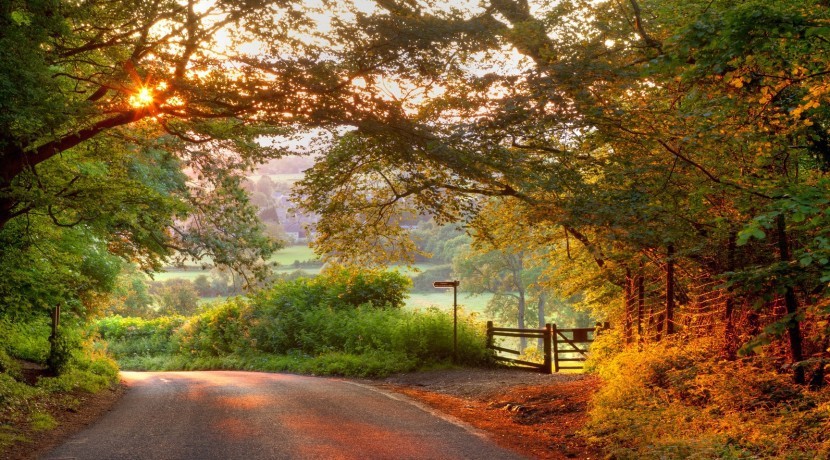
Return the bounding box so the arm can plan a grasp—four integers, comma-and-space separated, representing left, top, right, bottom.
433, 280, 460, 362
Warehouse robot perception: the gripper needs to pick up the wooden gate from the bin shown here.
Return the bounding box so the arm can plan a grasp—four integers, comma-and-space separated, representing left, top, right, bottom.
486, 322, 608, 373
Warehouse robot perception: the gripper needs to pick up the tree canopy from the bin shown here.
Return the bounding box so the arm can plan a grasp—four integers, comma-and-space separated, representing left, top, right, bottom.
291, 0, 830, 384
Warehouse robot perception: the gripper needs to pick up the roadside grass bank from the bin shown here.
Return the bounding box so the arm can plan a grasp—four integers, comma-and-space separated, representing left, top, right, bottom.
0, 319, 120, 455
94, 267, 495, 378
583, 332, 830, 459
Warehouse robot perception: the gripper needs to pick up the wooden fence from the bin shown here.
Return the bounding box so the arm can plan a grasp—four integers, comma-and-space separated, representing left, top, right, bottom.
486, 321, 608, 373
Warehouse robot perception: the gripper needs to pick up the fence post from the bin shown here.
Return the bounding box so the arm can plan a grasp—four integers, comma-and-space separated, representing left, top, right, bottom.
543, 323, 552, 374
486, 321, 493, 350
551, 323, 559, 373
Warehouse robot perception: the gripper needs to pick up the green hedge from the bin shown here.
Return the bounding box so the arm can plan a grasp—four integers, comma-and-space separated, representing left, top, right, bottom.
95, 268, 493, 376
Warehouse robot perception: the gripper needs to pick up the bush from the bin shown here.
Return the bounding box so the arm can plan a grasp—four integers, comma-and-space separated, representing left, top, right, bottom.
95, 315, 185, 357
47, 326, 84, 374
0, 348, 21, 380
96, 268, 493, 376
177, 299, 253, 356
0, 317, 50, 363
313, 266, 411, 310
585, 338, 830, 459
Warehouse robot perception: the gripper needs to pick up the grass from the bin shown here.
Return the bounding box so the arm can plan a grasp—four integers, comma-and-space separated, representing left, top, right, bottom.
29, 412, 57, 431
151, 270, 210, 282
153, 245, 321, 282
0, 426, 26, 451
0, 337, 120, 456
270, 245, 318, 266
405, 291, 493, 314
274, 266, 321, 276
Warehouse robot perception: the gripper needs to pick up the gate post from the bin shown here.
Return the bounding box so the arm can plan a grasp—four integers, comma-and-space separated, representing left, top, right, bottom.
551, 323, 559, 372
486, 321, 493, 350
543, 323, 553, 374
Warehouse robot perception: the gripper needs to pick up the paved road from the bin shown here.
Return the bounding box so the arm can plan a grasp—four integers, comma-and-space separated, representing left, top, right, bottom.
42, 371, 525, 459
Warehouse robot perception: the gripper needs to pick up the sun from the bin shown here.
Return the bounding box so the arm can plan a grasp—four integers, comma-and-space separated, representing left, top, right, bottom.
129, 86, 155, 108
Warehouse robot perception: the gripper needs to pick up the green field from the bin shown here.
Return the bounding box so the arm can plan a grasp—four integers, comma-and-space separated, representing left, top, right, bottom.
151, 270, 212, 282
155, 245, 448, 283
271, 244, 318, 266
154, 245, 495, 315
404, 291, 492, 314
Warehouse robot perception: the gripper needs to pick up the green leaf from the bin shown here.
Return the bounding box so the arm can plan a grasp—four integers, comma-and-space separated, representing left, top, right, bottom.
737, 227, 766, 245
10, 11, 32, 26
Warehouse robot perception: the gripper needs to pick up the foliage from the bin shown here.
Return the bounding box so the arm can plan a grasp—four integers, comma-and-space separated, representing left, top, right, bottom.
46, 325, 82, 375
107, 265, 156, 318
95, 268, 492, 376
0, 317, 50, 363
94, 315, 185, 357
0, 322, 119, 454
152, 279, 201, 317
410, 265, 453, 292
409, 220, 471, 265
585, 338, 830, 458
290, 0, 830, 387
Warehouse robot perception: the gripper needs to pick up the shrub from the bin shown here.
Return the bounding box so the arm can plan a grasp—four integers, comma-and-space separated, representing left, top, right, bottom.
312, 266, 411, 310
0, 317, 50, 363
177, 299, 253, 356
95, 315, 185, 357
0, 348, 21, 380
96, 268, 493, 376
585, 338, 830, 459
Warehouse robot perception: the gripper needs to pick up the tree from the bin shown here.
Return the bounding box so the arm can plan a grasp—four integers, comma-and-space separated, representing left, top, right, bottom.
0, 0, 347, 282
108, 265, 156, 318
294, 0, 830, 383
154, 279, 200, 317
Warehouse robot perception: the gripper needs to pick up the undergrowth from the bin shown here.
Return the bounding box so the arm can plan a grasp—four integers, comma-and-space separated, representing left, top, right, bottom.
0, 318, 119, 453
96, 268, 494, 377
584, 333, 830, 459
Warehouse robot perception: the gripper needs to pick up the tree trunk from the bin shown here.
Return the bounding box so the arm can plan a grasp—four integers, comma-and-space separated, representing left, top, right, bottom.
518, 290, 527, 353
47, 304, 61, 374
777, 214, 805, 385
536, 292, 547, 350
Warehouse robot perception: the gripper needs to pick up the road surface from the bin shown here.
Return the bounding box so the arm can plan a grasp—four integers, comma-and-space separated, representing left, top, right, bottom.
42, 371, 525, 459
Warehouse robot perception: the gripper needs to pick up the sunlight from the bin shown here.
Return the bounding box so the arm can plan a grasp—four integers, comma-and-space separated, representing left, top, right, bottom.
129, 86, 155, 108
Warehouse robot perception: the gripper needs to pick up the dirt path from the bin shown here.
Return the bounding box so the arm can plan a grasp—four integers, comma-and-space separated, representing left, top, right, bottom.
371, 368, 605, 459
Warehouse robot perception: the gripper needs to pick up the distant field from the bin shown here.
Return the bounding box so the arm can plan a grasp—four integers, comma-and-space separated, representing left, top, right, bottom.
274, 266, 321, 276
151, 270, 211, 282
405, 291, 492, 314
248, 173, 305, 183
271, 245, 318, 266
155, 247, 481, 313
